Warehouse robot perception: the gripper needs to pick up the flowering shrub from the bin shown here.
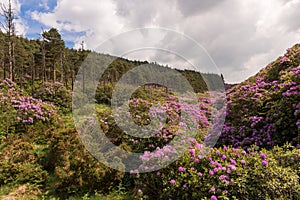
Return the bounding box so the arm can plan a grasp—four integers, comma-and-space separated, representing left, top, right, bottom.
0, 79, 59, 138
33, 81, 72, 113
98, 92, 212, 157
218, 44, 300, 149
133, 144, 300, 199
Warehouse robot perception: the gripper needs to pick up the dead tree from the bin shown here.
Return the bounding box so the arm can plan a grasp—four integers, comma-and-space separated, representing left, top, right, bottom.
1, 0, 15, 81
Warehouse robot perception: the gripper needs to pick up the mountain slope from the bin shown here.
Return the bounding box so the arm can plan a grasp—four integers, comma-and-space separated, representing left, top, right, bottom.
218, 44, 300, 149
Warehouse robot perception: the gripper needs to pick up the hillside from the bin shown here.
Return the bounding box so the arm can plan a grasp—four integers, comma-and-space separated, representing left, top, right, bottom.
0, 28, 299, 199
0, 29, 224, 105
218, 43, 300, 149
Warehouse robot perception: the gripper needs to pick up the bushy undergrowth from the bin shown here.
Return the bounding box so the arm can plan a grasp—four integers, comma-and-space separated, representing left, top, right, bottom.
218, 44, 300, 149
33, 81, 72, 113
133, 144, 300, 200
0, 127, 126, 199
1, 45, 300, 199
43, 128, 124, 198
0, 136, 48, 188
0, 79, 59, 140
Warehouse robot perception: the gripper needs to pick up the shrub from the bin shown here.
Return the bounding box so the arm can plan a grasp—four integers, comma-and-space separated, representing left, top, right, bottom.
0, 136, 48, 187
44, 128, 124, 198
33, 81, 72, 113
0, 79, 59, 140
133, 144, 300, 199
218, 45, 300, 149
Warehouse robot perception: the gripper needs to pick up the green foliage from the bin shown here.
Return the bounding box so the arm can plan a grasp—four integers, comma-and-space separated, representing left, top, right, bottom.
0, 137, 48, 187
33, 81, 72, 113
271, 144, 300, 177
0, 25, 299, 200
0, 79, 59, 141
95, 83, 114, 105
134, 145, 300, 200
219, 44, 300, 148
43, 128, 124, 198
0, 98, 17, 140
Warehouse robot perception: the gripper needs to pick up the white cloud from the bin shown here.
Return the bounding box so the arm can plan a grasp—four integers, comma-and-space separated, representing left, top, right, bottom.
0, 0, 27, 35
28, 0, 300, 83
31, 0, 124, 49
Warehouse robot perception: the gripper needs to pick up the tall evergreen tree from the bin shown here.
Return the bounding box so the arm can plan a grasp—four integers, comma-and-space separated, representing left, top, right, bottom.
42, 28, 65, 83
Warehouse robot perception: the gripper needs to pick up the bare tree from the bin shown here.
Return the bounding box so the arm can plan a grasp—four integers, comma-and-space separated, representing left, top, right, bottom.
81, 41, 85, 93
1, 0, 15, 81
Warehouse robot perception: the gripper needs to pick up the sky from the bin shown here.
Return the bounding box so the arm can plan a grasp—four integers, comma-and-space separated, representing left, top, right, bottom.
1, 0, 300, 83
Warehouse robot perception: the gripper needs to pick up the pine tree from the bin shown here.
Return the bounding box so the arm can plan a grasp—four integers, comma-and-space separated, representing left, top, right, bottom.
42, 28, 65, 83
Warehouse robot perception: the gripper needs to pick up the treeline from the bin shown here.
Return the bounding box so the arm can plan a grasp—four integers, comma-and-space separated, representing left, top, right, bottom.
0, 0, 224, 103
0, 28, 224, 99
0, 28, 89, 90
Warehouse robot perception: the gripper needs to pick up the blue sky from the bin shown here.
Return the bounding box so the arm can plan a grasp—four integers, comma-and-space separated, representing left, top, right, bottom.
18, 0, 77, 47
1, 0, 300, 83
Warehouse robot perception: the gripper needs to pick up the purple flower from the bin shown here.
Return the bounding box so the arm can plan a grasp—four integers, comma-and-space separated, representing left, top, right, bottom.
130, 169, 139, 174
262, 160, 268, 166
280, 56, 290, 63
197, 172, 202, 177
209, 170, 214, 175
138, 189, 142, 193
241, 160, 246, 164
170, 179, 175, 184
219, 175, 227, 180
260, 153, 267, 159
178, 167, 186, 172
189, 149, 195, 157
213, 168, 219, 173
211, 187, 216, 192
211, 195, 218, 200
195, 143, 202, 149
221, 155, 227, 160
230, 158, 236, 165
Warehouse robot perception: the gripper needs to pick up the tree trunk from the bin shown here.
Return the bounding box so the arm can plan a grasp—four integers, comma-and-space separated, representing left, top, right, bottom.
8, 34, 12, 80
1, 0, 15, 80
31, 54, 35, 95
42, 42, 46, 83
53, 61, 56, 83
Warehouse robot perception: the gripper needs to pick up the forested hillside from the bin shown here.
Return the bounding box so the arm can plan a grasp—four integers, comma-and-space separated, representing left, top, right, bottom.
0, 16, 299, 200
0, 29, 224, 101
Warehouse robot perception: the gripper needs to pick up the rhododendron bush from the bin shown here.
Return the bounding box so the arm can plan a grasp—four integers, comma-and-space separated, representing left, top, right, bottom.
1, 41, 300, 199
97, 92, 213, 160
33, 81, 72, 113
218, 44, 300, 149
94, 88, 299, 199
0, 79, 59, 138
133, 144, 300, 199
